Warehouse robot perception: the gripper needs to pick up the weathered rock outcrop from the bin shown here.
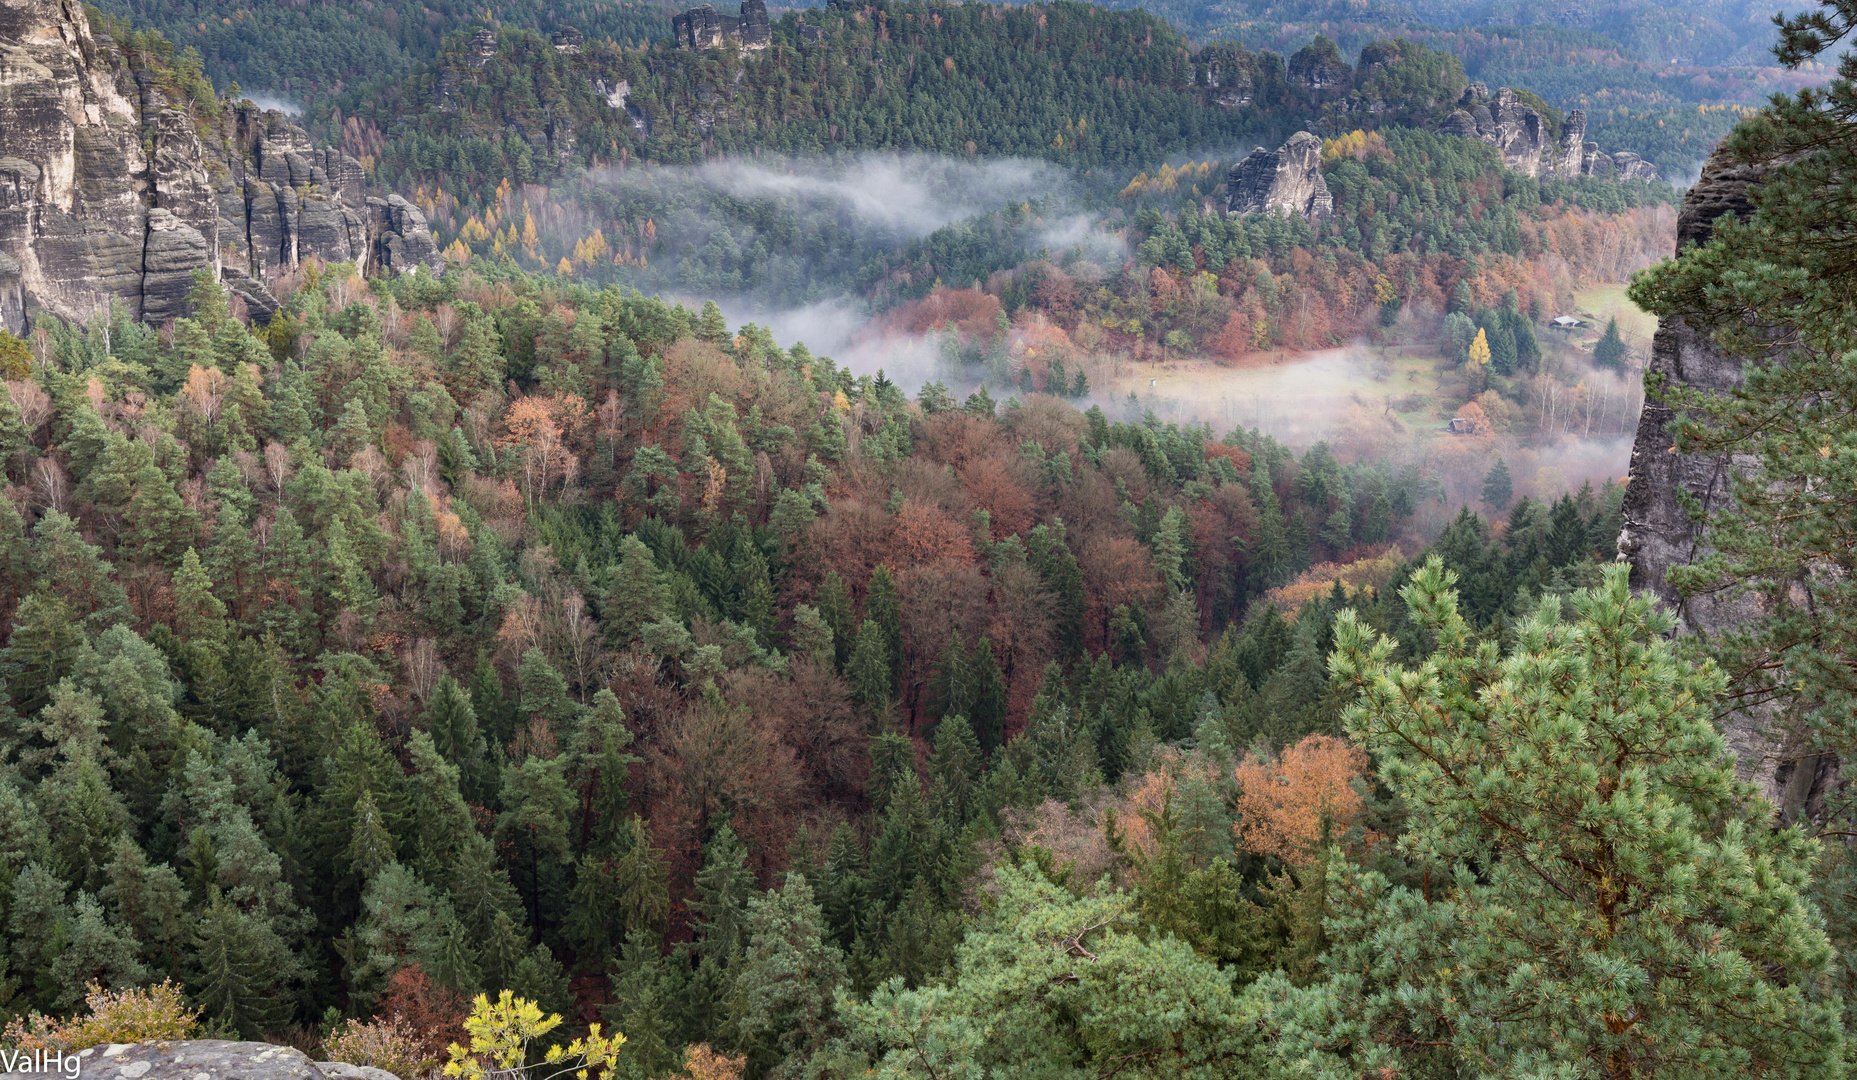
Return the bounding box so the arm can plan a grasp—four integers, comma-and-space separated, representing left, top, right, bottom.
0, 0, 441, 332
1616, 145, 1826, 811
672, 0, 770, 51
1441, 83, 1659, 182
14, 1042, 401, 1080
1226, 131, 1332, 222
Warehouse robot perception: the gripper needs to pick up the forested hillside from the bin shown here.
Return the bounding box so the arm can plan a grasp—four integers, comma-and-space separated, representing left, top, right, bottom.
323, 2, 1290, 182
90, 0, 672, 95
19, 0, 1857, 1069
0, 236, 1839, 1076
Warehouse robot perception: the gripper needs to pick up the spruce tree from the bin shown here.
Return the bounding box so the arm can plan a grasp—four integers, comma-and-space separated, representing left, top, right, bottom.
815, 571, 855, 673
1480, 457, 1513, 509
865, 565, 903, 691
602, 536, 668, 650
928, 714, 982, 829
1593, 316, 1627, 373
690, 823, 756, 965
788, 604, 834, 667
847, 619, 893, 712
968, 638, 1007, 753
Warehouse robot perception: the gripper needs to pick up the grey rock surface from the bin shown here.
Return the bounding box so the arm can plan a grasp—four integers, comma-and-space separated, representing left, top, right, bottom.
1225, 131, 1332, 222
1616, 143, 1823, 811
16, 1041, 333, 1080
0, 0, 442, 332
318, 1063, 403, 1080
673, 0, 770, 51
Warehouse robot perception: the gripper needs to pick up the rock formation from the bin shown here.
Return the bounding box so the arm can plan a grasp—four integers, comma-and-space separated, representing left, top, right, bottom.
1441, 83, 1659, 182
14, 1042, 403, 1080
1226, 131, 1332, 222
0, 0, 441, 332
672, 0, 771, 51
1616, 145, 1824, 812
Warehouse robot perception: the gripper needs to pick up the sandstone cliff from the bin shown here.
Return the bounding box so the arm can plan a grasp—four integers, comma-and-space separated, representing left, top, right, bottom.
1616, 145, 1830, 813
0, 0, 440, 332
1226, 131, 1333, 222
673, 0, 771, 51
1440, 83, 1660, 182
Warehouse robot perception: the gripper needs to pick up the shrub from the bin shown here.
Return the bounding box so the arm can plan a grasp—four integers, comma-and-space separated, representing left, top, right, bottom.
374, 967, 469, 1061
323, 1015, 435, 1080
680, 1044, 744, 1080
441, 991, 623, 1080
4, 981, 201, 1051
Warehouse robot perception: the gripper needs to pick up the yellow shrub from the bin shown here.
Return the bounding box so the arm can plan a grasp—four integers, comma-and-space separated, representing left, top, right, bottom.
4, 981, 201, 1051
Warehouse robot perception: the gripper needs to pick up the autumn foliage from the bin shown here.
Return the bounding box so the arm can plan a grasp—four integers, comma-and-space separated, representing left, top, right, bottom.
1232, 735, 1371, 864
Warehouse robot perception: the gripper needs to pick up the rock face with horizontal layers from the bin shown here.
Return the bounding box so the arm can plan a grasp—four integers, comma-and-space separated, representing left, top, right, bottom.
1441, 83, 1660, 182
1226, 131, 1332, 222
0, 0, 441, 332
672, 0, 771, 51
12, 1042, 402, 1080
1616, 144, 1830, 814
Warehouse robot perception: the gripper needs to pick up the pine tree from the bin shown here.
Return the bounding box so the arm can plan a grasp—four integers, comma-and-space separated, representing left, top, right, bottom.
728, 873, 846, 1077
348, 788, 398, 882
326, 516, 379, 624
407, 731, 477, 880
103, 836, 188, 979
602, 536, 668, 650
1247, 465, 1290, 591
696, 301, 731, 344
418, 675, 492, 804
836, 862, 1254, 1079
1268, 560, 1849, 1076
573, 689, 638, 857
867, 731, 915, 813
495, 754, 575, 934
173, 548, 227, 642
1487, 325, 1518, 374
1026, 522, 1086, 660
48, 892, 148, 1011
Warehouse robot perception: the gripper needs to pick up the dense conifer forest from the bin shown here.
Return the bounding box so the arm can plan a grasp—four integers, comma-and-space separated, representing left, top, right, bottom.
16, 0, 1857, 1073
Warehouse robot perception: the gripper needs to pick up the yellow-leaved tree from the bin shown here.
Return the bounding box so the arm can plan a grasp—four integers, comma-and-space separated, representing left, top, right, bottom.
443, 991, 623, 1080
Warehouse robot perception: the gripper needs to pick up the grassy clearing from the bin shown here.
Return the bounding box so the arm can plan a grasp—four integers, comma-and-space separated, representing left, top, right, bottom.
1108, 344, 1452, 445
1572, 284, 1658, 349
